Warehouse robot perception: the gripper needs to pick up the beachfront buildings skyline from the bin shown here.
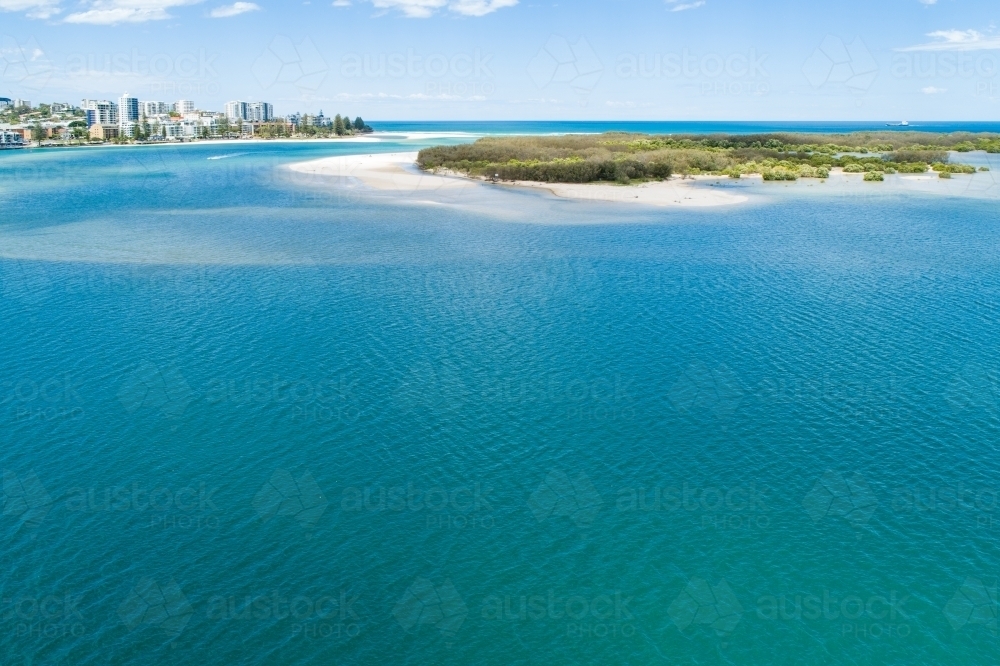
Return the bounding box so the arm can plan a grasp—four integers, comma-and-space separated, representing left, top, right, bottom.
225, 101, 274, 124
1, 94, 370, 145
75, 95, 276, 139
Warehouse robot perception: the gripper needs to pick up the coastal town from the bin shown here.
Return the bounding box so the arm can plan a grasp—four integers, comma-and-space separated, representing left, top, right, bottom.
0, 95, 372, 149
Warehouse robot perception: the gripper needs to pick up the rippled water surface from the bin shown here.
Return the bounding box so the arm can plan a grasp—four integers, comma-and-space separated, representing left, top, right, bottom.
3, 138, 1000, 665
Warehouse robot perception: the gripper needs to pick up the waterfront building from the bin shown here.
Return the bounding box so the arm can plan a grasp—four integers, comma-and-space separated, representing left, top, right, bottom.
226, 101, 272, 122
118, 94, 139, 127
247, 102, 273, 122
83, 100, 118, 127
142, 101, 170, 116
0, 129, 25, 148
89, 124, 119, 140
161, 121, 183, 139
225, 101, 248, 121
0, 98, 11, 109
174, 99, 195, 114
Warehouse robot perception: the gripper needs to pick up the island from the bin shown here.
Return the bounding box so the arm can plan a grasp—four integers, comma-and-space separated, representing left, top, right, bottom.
416, 132, 997, 184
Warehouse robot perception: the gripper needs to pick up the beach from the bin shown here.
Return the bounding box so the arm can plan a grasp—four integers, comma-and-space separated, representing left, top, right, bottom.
288, 151, 999, 207
288, 151, 751, 207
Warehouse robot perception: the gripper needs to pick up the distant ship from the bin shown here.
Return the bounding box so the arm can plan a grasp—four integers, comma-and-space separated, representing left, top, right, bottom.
886, 121, 910, 127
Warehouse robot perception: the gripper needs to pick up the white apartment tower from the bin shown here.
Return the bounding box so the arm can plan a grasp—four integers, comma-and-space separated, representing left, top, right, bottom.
142, 101, 170, 117
225, 101, 273, 123
174, 100, 195, 114
225, 101, 248, 122
82, 99, 118, 126
119, 93, 139, 126
247, 102, 273, 122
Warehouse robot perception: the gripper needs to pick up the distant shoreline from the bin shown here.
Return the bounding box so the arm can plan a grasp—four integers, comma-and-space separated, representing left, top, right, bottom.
3, 131, 488, 151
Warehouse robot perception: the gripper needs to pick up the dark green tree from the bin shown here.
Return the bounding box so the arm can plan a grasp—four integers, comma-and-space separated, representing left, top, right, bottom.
31, 122, 45, 144
343, 116, 353, 131
354, 117, 366, 132
334, 114, 345, 136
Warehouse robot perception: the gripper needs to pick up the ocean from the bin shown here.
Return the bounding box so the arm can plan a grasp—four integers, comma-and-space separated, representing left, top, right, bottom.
2, 124, 1000, 664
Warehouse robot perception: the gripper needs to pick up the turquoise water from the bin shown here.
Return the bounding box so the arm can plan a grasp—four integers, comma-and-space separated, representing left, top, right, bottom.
2, 132, 1000, 664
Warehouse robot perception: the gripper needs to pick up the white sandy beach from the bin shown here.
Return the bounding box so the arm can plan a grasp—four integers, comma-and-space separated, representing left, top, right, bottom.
288, 152, 476, 194
288, 152, 751, 207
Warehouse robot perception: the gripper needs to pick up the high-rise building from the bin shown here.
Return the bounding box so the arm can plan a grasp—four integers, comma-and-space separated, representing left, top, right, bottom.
142, 101, 170, 117
225, 101, 249, 122
0, 98, 11, 109
225, 101, 272, 123
118, 93, 139, 127
13, 99, 30, 109
174, 100, 195, 114
82, 100, 118, 127
247, 102, 273, 122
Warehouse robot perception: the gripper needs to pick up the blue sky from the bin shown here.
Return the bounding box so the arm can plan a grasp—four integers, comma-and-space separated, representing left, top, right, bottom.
1, 0, 999, 120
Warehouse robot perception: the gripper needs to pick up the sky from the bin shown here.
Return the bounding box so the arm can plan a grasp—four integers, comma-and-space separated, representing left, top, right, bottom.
1, 0, 999, 120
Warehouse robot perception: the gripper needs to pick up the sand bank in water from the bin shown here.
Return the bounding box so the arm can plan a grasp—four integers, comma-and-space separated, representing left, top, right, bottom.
288, 152, 750, 207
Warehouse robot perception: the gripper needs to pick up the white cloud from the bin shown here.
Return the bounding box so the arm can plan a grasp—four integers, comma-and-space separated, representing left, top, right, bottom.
918, 0, 937, 5
448, 0, 515, 16
332, 0, 350, 5
0, 0, 61, 18
665, 0, 704, 11
64, 0, 205, 24
922, 86, 947, 94
898, 29, 1000, 52
210, 0, 258, 16
369, 0, 515, 18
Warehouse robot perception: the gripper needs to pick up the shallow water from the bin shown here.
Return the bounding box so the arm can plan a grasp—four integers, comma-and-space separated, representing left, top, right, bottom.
3, 137, 1000, 664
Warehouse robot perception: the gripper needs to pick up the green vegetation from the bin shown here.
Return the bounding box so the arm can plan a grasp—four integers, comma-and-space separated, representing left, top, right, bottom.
418, 132, 995, 184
